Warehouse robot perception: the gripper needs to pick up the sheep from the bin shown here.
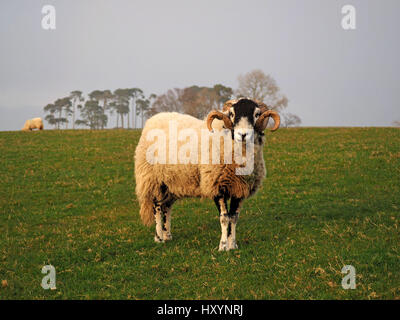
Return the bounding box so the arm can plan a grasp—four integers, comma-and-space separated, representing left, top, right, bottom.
134, 98, 280, 250
22, 118, 44, 131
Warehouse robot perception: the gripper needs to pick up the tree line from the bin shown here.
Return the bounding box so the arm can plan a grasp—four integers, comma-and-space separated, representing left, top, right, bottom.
44, 88, 155, 130
43, 70, 302, 129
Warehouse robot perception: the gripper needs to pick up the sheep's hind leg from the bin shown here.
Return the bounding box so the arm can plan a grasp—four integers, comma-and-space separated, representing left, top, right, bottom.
153, 204, 165, 243
227, 197, 243, 250
215, 196, 230, 251
162, 206, 173, 241
154, 191, 175, 243
161, 191, 175, 241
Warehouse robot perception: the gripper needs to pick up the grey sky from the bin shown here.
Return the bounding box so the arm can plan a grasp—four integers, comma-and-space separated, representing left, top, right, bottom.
0, 0, 399, 130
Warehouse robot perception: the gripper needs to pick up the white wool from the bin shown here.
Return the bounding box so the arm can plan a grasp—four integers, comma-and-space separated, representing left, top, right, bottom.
22, 117, 44, 131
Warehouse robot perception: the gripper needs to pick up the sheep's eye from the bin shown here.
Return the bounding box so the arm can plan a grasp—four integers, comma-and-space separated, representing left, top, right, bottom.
255, 112, 261, 118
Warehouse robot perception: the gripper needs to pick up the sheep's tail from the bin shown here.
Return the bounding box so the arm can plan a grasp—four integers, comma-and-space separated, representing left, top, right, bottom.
135, 130, 156, 226
139, 196, 154, 226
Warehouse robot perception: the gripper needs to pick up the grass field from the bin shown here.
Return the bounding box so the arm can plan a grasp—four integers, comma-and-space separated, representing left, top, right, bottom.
0, 127, 399, 299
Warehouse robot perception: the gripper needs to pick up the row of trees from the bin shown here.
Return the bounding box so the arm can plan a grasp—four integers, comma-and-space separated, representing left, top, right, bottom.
148, 84, 233, 119
43, 70, 301, 129
44, 89, 156, 130
148, 70, 301, 128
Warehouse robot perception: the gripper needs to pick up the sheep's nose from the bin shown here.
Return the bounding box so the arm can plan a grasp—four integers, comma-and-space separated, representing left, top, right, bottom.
240, 133, 247, 140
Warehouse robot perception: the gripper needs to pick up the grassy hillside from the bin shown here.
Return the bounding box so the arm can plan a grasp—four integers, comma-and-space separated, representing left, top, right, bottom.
0, 128, 399, 299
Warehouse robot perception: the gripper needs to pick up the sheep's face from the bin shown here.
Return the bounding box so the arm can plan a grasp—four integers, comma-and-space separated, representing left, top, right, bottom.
225, 99, 261, 143
206, 98, 280, 139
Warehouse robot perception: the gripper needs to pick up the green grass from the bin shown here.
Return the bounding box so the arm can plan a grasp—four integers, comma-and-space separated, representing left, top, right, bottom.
0, 127, 399, 299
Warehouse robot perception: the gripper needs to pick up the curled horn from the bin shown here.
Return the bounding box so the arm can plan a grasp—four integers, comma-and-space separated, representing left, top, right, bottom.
255, 109, 280, 132
206, 110, 233, 132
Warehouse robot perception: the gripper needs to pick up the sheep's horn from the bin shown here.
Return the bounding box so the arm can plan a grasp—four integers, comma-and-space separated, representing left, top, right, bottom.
255, 110, 280, 132
206, 110, 233, 132
222, 99, 238, 112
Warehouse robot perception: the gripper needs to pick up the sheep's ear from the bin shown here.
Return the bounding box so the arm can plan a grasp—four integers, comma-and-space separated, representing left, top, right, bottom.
255, 100, 269, 113
222, 107, 232, 116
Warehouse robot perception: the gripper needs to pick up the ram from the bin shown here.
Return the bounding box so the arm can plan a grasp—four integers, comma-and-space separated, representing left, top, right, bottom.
134, 98, 280, 250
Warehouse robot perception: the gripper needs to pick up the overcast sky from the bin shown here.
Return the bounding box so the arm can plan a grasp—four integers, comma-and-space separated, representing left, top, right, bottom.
0, 0, 399, 130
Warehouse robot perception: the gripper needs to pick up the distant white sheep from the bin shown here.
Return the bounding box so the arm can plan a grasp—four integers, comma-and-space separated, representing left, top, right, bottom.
22, 118, 44, 131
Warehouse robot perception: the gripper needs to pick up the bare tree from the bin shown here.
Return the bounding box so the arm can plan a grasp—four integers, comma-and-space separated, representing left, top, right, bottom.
148, 88, 184, 117
282, 113, 302, 127
237, 69, 288, 111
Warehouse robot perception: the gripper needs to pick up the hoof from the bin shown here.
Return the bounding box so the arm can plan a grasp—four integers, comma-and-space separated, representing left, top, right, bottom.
163, 233, 172, 241
154, 235, 164, 243
228, 242, 238, 250
219, 240, 238, 251
219, 240, 228, 251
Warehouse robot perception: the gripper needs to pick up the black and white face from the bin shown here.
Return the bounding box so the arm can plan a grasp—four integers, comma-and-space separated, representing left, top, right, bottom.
225, 99, 261, 143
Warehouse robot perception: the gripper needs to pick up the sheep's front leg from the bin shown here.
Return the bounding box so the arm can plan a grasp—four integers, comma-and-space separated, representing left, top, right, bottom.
227, 197, 243, 250
215, 196, 230, 251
